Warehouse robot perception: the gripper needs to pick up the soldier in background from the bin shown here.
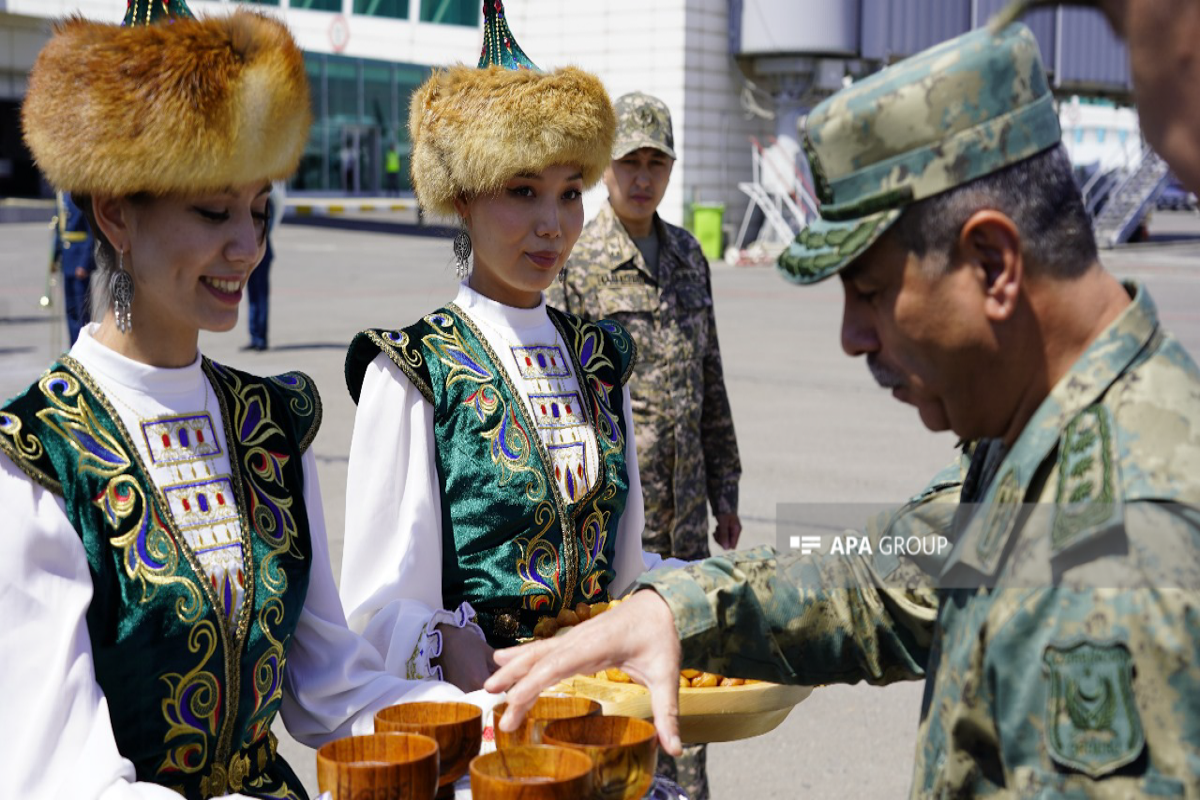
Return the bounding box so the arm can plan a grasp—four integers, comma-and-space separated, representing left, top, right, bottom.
243, 183, 285, 352
52, 190, 96, 345
490, 23, 1200, 796
548, 92, 742, 800
998, 0, 1200, 193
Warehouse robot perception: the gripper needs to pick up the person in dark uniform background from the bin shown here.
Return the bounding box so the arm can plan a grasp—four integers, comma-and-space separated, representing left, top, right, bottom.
53, 190, 96, 345
244, 185, 284, 351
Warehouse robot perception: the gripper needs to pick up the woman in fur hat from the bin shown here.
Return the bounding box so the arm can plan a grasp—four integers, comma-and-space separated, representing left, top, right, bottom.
2, 4, 470, 798
342, 1, 677, 689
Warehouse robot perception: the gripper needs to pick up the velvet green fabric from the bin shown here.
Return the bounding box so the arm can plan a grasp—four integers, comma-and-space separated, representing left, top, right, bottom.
346, 306, 637, 646
0, 358, 321, 800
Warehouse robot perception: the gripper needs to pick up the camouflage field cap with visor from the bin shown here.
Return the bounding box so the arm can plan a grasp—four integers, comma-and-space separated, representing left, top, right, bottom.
777, 22, 1062, 285
612, 92, 677, 160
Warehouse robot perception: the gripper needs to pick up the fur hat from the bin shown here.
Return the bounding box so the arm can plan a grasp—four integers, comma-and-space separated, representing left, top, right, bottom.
408, 1, 615, 217
21, 9, 311, 196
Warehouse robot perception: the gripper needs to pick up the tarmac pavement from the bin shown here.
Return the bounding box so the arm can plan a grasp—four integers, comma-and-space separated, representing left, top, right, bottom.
3, 212, 1200, 797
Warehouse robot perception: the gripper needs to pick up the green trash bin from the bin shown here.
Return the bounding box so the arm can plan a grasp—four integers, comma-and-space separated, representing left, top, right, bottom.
691, 202, 725, 261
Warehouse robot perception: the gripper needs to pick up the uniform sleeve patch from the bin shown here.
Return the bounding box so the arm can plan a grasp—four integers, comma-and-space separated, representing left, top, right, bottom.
1042, 639, 1144, 778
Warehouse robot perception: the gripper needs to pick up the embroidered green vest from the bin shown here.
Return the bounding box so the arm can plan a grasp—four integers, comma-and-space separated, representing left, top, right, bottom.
0, 357, 321, 800
346, 305, 637, 646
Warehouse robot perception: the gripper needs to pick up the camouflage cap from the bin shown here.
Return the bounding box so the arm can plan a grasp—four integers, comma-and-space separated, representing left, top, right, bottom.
612, 92, 676, 160
778, 22, 1061, 285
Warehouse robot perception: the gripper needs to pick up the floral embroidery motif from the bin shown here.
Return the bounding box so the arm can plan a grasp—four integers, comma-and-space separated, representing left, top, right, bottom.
368, 329, 434, 405
97, 474, 205, 622
36, 372, 131, 479
554, 314, 630, 601
579, 495, 614, 574
212, 364, 300, 600
269, 373, 317, 434
159, 620, 222, 778
561, 318, 624, 452
245, 597, 287, 747
426, 314, 549, 503
515, 501, 564, 611
0, 410, 45, 463
478, 403, 544, 500
464, 386, 501, 422
424, 312, 495, 389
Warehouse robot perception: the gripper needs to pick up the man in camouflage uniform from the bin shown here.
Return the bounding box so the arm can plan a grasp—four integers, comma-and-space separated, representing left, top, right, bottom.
551, 92, 742, 564
548, 92, 742, 800
489, 22, 1200, 797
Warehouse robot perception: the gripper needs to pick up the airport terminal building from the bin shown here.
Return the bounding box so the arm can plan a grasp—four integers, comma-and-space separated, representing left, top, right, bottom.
1, 0, 1134, 232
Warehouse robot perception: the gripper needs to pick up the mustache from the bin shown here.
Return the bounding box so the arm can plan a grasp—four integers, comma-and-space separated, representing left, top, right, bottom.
867, 354, 905, 389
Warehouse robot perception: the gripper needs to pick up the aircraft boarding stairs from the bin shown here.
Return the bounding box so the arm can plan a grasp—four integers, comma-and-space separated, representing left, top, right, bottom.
732, 137, 819, 258
1090, 145, 1171, 248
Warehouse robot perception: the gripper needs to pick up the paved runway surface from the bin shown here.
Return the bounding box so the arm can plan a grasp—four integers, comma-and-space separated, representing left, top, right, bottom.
4, 214, 1199, 797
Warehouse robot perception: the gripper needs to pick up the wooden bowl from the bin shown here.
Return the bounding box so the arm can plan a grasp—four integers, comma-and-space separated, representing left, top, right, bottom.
375, 702, 482, 799
559, 677, 814, 744
469, 744, 595, 800
543, 715, 657, 800
316, 732, 439, 800
492, 696, 601, 750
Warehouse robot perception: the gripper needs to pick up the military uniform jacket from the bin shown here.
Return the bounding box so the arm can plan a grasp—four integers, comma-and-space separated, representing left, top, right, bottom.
641, 284, 1200, 797
0, 328, 463, 800
551, 202, 741, 543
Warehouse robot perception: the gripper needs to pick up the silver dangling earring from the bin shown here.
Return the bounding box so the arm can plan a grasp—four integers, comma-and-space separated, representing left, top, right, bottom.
452, 226, 472, 280
111, 249, 134, 334
559, 264, 567, 287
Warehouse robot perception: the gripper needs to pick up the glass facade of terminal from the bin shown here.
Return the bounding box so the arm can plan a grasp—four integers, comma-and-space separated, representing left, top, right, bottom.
234, 1, 350, 9
227, 0, 478, 193
352, 0, 408, 19
419, 0, 478, 25
295, 53, 429, 193
234, 0, 477, 24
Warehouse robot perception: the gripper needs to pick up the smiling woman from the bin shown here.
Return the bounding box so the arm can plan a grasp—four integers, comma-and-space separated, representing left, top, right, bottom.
76, 186, 273, 367
3, 3, 476, 798
339, 0, 679, 695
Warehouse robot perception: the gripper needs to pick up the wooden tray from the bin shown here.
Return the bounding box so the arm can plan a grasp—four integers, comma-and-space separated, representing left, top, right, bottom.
547, 677, 813, 745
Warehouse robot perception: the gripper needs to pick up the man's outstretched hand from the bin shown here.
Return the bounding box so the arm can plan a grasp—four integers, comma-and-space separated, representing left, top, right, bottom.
484, 590, 684, 756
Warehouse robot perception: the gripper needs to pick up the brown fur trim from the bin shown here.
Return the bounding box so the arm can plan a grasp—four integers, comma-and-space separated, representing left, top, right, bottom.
22, 11, 311, 196
409, 65, 615, 217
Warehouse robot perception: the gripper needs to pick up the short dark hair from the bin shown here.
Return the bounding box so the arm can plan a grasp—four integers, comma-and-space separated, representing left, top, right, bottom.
890, 144, 1097, 278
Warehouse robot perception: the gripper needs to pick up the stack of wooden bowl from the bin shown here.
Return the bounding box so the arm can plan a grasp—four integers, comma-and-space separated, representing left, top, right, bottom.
316, 698, 666, 800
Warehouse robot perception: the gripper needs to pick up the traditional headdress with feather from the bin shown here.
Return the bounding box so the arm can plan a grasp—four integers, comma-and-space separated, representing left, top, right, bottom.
409, 0, 616, 217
